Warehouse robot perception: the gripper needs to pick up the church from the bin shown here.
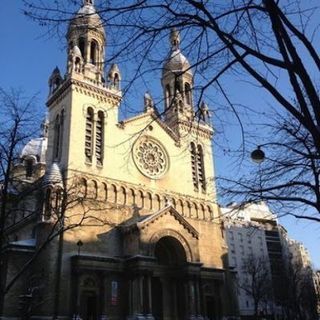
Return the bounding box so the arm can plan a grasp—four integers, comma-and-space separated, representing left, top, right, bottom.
2, 1, 237, 319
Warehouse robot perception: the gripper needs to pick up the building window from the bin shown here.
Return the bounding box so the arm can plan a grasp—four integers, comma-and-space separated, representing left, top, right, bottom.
190, 142, 198, 190
197, 145, 206, 191
79, 37, 85, 58
90, 40, 98, 65
190, 143, 206, 192
96, 111, 104, 165
85, 108, 94, 163
25, 158, 34, 178
53, 114, 60, 160
184, 82, 191, 105
59, 109, 64, 158
165, 84, 171, 109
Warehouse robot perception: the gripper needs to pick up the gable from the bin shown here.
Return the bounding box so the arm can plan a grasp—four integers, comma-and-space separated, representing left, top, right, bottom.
121, 205, 199, 239
121, 111, 179, 144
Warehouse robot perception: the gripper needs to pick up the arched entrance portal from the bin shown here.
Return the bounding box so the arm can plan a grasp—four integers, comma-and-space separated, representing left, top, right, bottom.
154, 236, 187, 266
152, 236, 188, 320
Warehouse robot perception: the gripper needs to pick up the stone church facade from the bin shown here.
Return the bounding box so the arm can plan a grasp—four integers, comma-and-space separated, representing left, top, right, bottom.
2, 1, 237, 319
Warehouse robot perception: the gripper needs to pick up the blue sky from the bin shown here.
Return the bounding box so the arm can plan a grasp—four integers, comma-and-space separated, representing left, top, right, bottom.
1, 1, 319, 269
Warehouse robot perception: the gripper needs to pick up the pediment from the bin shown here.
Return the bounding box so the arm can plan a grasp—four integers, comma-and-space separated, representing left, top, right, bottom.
120, 205, 199, 239
120, 112, 179, 143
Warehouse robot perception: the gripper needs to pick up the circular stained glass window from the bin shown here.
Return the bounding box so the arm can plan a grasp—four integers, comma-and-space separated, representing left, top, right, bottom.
133, 137, 169, 179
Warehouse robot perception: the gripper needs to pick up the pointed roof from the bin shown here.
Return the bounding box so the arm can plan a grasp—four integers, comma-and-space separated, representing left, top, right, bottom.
121, 205, 199, 239
163, 29, 192, 77
43, 162, 63, 188
68, 0, 105, 38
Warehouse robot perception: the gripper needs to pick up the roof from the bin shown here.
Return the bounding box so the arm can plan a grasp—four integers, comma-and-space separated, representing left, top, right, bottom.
163, 49, 192, 77
20, 137, 47, 163
68, 2, 105, 37
120, 205, 199, 239
120, 111, 179, 143
43, 162, 63, 188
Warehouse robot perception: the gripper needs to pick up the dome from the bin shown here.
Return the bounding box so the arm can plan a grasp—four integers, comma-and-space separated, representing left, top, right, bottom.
162, 49, 192, 76
72, 45, 82, 57
43, 162, 63, 188
162, 29, 192, 77
68, 3, 105, 38
21, 137, 47, 163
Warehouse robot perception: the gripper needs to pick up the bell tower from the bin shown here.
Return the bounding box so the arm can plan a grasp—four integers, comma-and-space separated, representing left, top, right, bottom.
162, 29, 194, 135
46, 0, 121, 172
67, 0, 106, 82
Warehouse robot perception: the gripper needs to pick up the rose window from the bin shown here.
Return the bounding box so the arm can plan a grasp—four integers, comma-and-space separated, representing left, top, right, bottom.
133, 138, 168, 178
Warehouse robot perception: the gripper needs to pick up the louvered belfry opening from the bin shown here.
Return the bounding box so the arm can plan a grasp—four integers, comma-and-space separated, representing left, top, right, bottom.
96, 111, 104, 165
190, 142, 198, 190
190, 142, 206, 192
85, 108, 94, 163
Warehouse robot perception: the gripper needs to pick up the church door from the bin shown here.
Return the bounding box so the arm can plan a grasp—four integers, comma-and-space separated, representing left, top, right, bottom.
80, 291, 98, 320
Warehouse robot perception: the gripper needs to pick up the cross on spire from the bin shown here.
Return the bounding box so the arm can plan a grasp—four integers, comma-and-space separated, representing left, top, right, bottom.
84, 0, 94, 5
170, 28, 180, 51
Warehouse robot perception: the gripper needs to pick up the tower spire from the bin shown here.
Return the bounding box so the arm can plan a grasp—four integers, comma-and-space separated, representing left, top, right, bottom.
170, 28, 180, 51
83, 0, 94, 5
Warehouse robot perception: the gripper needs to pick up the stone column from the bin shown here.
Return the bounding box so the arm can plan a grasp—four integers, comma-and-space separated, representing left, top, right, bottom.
131, 275, 145, 320
161, 278, 172, 320
100, 273, 107, 319
195, 277, 204, 320
145, 275, 154, 320
188, 278, 196, 319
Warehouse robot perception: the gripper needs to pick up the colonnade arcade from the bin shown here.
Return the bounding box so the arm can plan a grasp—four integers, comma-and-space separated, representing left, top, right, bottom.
71, 232, 223, 320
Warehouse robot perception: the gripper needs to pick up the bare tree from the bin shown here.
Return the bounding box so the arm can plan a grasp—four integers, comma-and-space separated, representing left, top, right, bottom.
21, 0, 320, 221
0, 88, 42, 304
237, 255, 273, 319
282, 261, 318, 320
0, 89, 117, 318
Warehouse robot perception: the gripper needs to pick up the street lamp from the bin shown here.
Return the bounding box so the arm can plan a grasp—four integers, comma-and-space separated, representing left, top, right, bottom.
251, 146, 265, 199
251, 145, 265, 164
77, 240, 83, 256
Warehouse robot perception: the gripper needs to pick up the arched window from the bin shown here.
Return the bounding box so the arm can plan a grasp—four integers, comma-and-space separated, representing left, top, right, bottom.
91, 180, 98, 199
25, 158, 34, 178
192, 202, 198, 218
79, 38, 85, 58
186, 201, 192, 218
207, 205, 213, 220
75, 57, 81, 72
114, 73, 119, 89
59, 110, 64, 158
197, 145, 206, 191
102, 182, 108, 201
53, 114, 60, 160
80, 178, 87, 198
90, 40, 98, 65
175, 80, 181, 93
155, 194, 161, 210
200, 204, 206, 220
146, 192, 152, 210
44, 188, 52, 219
110, 184, 117, 203
165, 85, 171, 109
185, 82, 191, 105
137, 190, 144, 208
128, 188, 136, 205
177, 199, 184, 215
119, 186, 126, 205
96, 111, 104, 165
85, 108, 94, 163
190, 142, 198, 190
